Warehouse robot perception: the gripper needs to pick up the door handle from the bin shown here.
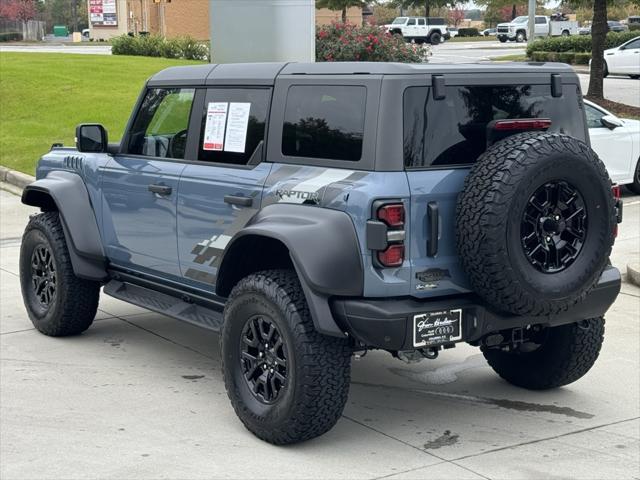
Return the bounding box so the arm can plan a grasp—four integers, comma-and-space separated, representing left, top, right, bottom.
224, 194, 253, 207
427, 201, 439, 257
148, 184, 172, 196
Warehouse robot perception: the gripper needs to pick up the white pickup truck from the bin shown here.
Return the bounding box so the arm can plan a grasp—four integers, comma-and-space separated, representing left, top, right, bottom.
384, 16, 449, 44
497, 15, 578, 43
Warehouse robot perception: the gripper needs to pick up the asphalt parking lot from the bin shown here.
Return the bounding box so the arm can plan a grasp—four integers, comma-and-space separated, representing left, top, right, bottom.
1, 186, 639, 480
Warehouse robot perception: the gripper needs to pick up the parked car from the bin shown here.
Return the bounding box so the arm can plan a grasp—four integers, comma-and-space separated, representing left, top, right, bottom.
585, 99, 640, 193
448, 27, 459, 38
384, 16, 449, 44
590, 36, 640, 78
20, 62, 622, 445
578, 25, 591, 35
482, 28, 497, 36
608, 20, 628, 32
497, 15, 578, 42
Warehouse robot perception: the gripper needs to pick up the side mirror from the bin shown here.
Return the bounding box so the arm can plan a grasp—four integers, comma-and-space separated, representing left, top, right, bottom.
76, 124, 108, 153
601, 115, 624, 130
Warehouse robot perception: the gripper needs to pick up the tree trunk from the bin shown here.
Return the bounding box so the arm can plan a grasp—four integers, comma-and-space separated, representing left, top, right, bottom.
342, 7, 347, 23
511, 4, 516, 20
425, 0, 430, 18
587, 0, 607, 99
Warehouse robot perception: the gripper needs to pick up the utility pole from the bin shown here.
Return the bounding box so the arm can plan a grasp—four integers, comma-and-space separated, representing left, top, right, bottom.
72, 0, 78, 32
527, 0, 535, 44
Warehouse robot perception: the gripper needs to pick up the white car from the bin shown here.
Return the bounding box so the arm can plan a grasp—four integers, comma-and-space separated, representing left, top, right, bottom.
603, 36, 640, 78
584, 99, 640, 193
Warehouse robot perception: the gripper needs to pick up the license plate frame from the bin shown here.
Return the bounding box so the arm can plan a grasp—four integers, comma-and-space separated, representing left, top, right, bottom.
413, 309, 463, 348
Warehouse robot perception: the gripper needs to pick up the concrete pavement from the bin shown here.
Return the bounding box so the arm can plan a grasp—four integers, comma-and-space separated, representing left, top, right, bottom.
1, 186, 639, 479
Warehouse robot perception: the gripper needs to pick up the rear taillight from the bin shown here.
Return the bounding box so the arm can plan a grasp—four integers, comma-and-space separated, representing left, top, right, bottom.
612, 185, 622, 237
493, 118, 552, 131
372, 201, 405, 268
377, 204, 405, 227
377, 244, 404, 268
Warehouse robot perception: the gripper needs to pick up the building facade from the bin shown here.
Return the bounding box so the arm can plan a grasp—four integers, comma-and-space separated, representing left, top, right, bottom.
88, 0, 363, 41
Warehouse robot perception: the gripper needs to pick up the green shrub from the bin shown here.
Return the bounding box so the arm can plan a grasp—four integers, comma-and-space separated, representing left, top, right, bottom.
629, 24, 640, 31
316, 22, 428, 63
457, 27, 480, 37
0, 32, 23, 42
529, 50, 592, 64
111, 34, 209, 61
527, 31, 639, 56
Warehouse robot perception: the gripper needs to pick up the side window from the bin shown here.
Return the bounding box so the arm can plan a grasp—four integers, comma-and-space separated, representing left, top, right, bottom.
535, 16, 546, 24
623, 39, 640, 49
282, 85, 366, 162
127, 88, 195, 159
407, 18, 416, 26
585, 104, 605, 129
198, 88, 271, 165
418, 18, 425, 26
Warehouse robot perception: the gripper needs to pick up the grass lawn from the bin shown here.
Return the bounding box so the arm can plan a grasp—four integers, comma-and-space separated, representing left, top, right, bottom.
0, 53, 204, 175
489, 54, 528, 61
447, 36, 496, 42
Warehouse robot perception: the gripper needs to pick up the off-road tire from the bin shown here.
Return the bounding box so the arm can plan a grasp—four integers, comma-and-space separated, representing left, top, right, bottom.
429, 31, 442, 44
221, 269, 352, 445
482, 317, 605, 389
628, 159, 640, 194
456, 132, 615, 316
20, 212, 100, 336
516, 31, 526, 42
499, 37, 508, 43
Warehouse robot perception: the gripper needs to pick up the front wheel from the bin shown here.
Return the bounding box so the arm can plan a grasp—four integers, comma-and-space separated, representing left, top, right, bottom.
483, 317, 605, 390
628, 159, 640, 194
20, 212, 100, 336
499, 37, 508, 43
516, 31, 526, 42
429, 32, 442, 44
221, 270, 352, 445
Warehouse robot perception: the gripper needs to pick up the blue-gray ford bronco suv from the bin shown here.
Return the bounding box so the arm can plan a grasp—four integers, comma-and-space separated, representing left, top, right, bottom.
20, 62, 623, 445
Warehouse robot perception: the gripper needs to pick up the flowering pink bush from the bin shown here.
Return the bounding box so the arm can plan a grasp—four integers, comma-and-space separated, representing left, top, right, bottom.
316, 22, 429, 63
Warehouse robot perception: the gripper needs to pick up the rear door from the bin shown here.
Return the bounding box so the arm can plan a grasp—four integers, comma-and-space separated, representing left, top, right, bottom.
176, 87, 273, 289
403, 78, 587, 298
614, 38, 640, 74
101, 87, 195, 278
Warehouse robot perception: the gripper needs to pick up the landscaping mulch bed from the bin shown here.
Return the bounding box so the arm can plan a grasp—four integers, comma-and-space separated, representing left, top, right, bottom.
586, 96, 640, 120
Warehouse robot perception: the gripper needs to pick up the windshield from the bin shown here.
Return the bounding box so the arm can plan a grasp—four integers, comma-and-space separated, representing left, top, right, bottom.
392, 17, 407, 24
512, 16, 529, 23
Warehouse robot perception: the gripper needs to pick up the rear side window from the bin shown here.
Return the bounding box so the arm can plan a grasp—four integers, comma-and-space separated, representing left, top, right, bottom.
282, 85, 366, 161
403, 84, 584, 168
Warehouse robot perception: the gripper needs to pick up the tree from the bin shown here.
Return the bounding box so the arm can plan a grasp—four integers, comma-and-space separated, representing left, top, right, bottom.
316, 0, 368, 23
0, 0, 37, 21
390, 0, 468, 18
562, 0, 640, 100
448, 5, 465, 26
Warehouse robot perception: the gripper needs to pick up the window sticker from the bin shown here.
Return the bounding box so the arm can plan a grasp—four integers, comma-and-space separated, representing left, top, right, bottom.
203, 102, 228, 151
224, 103, 251, 153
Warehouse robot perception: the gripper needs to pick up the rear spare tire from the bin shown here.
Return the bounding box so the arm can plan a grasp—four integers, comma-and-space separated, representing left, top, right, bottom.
456, 132, 615, 316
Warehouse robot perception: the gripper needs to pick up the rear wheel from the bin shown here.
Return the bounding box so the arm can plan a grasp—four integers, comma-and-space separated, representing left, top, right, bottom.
483, 317, 605, 389
20, 212, 100, 336
221, 270, 352, 445
429, 31, 442, 44
562, 30, 570, 37
603, 61, 609, 78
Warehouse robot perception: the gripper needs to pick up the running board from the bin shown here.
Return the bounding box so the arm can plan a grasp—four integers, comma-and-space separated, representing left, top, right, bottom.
103, 280, 224, 331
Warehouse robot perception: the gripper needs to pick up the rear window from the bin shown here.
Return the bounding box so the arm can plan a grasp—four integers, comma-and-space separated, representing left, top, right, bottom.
403, 84, 584, 169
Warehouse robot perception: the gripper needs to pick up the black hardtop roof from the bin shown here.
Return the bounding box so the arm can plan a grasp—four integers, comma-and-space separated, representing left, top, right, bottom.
147, 61, 576, 87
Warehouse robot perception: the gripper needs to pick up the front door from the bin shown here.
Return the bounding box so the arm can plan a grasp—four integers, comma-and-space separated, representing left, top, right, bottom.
101, 87, 196, 279
177, 87, 273, 289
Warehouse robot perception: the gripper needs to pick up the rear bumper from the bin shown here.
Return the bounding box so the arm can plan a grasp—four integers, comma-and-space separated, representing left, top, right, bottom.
331, 266, 621, 351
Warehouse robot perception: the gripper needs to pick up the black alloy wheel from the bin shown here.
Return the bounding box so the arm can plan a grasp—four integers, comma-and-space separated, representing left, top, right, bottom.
521, 180, 587, 273
239, 315, 288, 404
31, 244, 56, 308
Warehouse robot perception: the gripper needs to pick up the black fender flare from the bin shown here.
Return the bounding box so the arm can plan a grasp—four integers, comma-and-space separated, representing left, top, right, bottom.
217, 204, 364, 337
21, 171, 108, 281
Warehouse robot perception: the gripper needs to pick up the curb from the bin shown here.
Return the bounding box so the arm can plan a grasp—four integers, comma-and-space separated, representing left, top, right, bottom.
628, 263, 640, 288
0, 166, 35, 190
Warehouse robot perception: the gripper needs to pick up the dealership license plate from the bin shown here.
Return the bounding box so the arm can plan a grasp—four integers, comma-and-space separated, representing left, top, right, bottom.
413, 309, 463, 347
